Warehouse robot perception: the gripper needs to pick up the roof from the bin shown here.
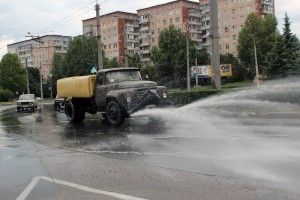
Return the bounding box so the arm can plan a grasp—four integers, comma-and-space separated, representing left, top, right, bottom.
7, 35, 71, 47
137, 0, 198, 12
82, 11, 137, 22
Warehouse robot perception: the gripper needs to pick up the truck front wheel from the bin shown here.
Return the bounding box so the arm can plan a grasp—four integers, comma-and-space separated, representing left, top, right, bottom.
106, 100, 125, 126
65, 101, 85, 123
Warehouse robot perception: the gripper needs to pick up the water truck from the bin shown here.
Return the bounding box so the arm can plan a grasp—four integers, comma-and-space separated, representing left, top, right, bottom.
57, 68, 171, 126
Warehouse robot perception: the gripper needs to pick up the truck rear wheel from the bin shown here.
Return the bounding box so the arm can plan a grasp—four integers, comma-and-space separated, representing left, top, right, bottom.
106, 100, 125, 126
65, 101, 85, 123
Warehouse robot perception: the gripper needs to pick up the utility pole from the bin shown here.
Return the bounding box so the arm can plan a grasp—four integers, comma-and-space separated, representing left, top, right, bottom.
124, 30, 128, 68
25, 57, 30, 94
96, 3, 103, 70
40, 66, 43, 100
49, 74, 53, 99
210, 0, 221, 89
253, 37, 259, 86
186, 36, 190, 92
195, 57, 198, 89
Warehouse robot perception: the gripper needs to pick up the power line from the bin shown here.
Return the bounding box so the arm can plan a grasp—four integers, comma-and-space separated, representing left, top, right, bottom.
37, 0, 97, 35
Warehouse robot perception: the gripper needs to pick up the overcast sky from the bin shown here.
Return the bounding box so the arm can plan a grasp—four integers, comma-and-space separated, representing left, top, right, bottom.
0, 0, 299, 59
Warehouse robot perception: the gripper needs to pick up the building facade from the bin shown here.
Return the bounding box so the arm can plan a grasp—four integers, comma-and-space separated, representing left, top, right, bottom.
200, 0, 275, 56
7, 35, 71, 79
137, 0, 202, 65
82, 11, 140, 65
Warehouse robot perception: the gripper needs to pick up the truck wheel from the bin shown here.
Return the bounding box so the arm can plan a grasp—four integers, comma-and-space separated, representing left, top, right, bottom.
65, 101, 85, 123
106, 100, 125, 126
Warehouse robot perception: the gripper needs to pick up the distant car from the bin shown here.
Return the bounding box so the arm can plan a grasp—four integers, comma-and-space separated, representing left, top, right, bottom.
54, 95, 65, 110
17, 94, 38, 111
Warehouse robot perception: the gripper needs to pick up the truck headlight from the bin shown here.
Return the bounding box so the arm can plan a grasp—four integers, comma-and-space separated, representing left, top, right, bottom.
162, 92, 167, 98
126, 96, 131, 103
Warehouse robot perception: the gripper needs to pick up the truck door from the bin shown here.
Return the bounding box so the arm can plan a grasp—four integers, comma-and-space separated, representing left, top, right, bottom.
95, 72, 107, 109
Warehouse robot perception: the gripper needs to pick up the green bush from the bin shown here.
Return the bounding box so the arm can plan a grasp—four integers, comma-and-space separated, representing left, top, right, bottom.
169, 90, 220, 106
0, 89, 15, 102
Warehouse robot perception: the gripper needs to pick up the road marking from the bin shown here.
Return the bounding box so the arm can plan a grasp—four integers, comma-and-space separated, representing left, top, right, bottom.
16, 176, 148, 200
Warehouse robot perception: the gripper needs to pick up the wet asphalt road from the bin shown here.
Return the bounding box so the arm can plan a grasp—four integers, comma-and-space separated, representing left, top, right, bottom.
1, 80, 300, 200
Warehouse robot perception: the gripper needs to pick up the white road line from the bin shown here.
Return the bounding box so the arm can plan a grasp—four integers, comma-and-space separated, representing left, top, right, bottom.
16, 177, 40, 200
16, 176, 148, 200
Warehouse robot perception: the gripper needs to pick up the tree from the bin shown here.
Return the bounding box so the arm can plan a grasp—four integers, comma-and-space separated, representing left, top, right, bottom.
0, 53, 26, 95
238, 13, 277, 78
281, 13, 300, 72
64, 35, 98, 77
151, 25, 199, 87
128, 53, 141, 68
27, 67, 41, 95
267, 13, 300, 77
105, 57, 120, 69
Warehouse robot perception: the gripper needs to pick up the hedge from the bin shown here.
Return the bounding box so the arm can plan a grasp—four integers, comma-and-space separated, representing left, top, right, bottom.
168, 90, 220, 106
0, 89, 15, 102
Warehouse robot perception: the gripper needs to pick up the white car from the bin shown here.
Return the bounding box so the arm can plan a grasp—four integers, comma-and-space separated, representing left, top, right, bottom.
17, 94, 38, 111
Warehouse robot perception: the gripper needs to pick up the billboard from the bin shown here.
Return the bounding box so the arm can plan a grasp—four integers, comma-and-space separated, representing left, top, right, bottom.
191, 64, 232, 78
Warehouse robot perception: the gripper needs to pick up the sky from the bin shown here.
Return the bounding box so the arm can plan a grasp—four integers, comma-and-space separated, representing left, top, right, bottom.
0, 0, 299, 59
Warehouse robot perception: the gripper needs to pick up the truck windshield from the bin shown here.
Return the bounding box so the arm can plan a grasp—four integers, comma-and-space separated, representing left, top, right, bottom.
106, 70, 142, 83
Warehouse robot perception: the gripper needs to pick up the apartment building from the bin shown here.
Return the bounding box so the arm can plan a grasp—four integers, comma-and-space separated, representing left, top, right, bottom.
137, 0, 202, 65
7, 35, 71, 79
82, 11, 140, 65
200, 0, 275, 56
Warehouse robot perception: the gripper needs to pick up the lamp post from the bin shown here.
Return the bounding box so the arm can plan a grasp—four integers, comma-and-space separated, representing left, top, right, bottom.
248, 19, 260, 86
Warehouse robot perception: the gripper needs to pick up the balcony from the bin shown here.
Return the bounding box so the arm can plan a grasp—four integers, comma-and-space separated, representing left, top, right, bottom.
261, 9, 273, 14
126, 23, 139, 28
140, 42, 150, 47
139, 18, 150, 24
141, 49, 150, 54
140, 26, 150, 31
189, 12, 201, 18
261, 0, 273, 6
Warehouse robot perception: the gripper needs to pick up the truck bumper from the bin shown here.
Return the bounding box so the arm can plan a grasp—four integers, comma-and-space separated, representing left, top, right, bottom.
128, 90, 172, 114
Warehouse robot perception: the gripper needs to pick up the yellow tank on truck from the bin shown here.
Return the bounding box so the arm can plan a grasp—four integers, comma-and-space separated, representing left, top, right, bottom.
57, 75, 96, 98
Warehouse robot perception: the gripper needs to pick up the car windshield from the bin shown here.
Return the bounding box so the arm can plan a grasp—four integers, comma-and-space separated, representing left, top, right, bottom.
106, 70, 142, 83
19, 94, 35, 100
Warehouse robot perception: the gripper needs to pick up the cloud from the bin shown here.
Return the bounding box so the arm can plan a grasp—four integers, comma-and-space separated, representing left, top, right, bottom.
0, 36, 15, 59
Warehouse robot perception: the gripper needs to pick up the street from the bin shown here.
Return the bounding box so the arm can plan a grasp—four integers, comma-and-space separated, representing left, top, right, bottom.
1, 79, 300, 200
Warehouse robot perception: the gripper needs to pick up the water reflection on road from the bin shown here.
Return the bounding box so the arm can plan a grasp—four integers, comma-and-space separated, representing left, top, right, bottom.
1, 77, 300, 196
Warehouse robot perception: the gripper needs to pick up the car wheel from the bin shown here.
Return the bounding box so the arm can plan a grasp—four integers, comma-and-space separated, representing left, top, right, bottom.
106, 100, 125, 126
65, 101, 84, 123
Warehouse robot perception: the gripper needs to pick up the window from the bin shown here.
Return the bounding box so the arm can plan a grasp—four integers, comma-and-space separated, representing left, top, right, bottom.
226, 44, 230, 49
233, 35, 236, 40
175, 17, 180, 23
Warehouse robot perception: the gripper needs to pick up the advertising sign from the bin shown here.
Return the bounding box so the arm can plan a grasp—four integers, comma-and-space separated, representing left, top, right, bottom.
191, 64, 232, 78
